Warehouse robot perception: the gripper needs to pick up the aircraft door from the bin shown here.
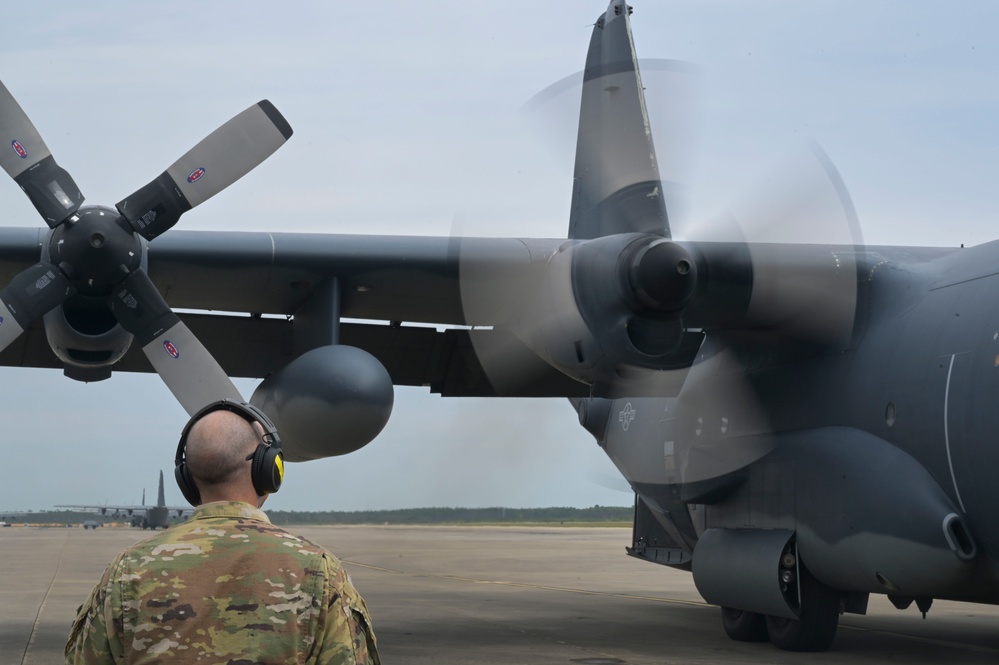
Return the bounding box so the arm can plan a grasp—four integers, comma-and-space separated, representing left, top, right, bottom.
661, 416, 707, 536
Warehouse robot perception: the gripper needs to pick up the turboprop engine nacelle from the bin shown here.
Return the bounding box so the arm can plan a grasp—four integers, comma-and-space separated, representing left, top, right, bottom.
520, 234, 861, 397
43, 298, 133, 381
39, 205, 148, 382
251, 345, 394, 461
509, 234, 701, 397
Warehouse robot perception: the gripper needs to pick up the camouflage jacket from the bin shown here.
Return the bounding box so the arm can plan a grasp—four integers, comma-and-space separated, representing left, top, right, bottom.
65, 501, 379, 665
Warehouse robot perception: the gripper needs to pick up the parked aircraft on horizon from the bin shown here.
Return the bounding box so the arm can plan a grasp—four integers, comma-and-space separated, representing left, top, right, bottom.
0, 511, 26, 525
58, 471, 191, 530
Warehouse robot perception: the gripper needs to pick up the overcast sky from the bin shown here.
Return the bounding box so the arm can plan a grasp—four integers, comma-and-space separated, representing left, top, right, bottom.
1, 1, 997, 511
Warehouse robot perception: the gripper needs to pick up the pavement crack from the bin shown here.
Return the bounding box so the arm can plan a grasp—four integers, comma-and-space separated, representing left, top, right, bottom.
21, 531, 70, 665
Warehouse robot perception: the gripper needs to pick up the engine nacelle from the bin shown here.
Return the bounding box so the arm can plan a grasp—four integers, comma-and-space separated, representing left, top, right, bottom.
510, 234, 701, 397
527, 233, 865, 396
43, 298, 133, 382
251, 345, 394, 461
40, 209, 147, 382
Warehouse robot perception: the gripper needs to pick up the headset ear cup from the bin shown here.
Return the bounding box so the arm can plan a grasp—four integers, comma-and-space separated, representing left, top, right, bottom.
175, 462, 201, 507
251, 444, 284, 496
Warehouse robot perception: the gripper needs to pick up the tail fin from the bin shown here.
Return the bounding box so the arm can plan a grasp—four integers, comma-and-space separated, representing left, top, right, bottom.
157, 470, 166, 507
568, 0, 668, 240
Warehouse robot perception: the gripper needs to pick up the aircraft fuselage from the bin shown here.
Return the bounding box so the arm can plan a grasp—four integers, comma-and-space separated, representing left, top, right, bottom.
592, 241, 999, 606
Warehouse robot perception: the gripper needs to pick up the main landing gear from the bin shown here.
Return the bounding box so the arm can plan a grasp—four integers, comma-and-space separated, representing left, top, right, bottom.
722, 566, 841, 652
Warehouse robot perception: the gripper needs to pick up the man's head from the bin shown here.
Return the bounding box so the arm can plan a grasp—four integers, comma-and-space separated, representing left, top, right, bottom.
174, 400, 284, 506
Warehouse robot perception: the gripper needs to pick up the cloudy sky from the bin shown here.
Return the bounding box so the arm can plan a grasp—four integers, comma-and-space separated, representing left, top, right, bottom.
1, 1, 997, 511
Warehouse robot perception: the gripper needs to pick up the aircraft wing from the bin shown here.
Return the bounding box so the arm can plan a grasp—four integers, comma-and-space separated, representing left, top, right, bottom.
0, 228, 589, 398
55, 504, 193, 517
56, 504, 146, 516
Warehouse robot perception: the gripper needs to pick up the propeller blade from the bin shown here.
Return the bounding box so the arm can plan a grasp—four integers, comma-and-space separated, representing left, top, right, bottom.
679, 143, 865, 349
116, 100, 293, 240
109, 268, 242, 414
0, 82, 84, 227
0, 262, 76, 352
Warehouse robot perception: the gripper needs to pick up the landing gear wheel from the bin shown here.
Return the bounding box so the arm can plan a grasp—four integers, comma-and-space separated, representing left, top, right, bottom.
721, 607, 769, 642
765, 567, 841, 652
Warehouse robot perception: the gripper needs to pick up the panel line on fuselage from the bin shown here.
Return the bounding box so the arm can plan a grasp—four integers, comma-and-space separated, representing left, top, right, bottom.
943, 353, 967, 513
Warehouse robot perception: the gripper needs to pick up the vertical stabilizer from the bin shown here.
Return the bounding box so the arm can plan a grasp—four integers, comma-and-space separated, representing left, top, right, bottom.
157, 470, 166, 507
568, 0, 668, 240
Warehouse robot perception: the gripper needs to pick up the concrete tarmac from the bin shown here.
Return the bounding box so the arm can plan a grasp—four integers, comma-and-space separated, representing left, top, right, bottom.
4, 524, 999, 664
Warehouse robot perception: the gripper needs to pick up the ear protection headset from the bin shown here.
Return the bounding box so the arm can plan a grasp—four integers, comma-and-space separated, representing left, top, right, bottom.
175, 399, 284, 506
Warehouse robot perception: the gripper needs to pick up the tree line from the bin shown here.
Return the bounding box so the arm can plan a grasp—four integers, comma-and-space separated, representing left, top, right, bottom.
7, 505, 631, 526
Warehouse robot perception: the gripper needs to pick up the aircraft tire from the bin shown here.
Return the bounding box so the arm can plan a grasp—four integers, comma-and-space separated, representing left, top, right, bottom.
765, 567, 840, 652
720, 607, 769, 642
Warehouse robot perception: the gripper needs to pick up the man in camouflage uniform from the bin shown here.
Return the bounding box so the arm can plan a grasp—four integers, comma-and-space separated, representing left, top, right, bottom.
65, 404, 379, 664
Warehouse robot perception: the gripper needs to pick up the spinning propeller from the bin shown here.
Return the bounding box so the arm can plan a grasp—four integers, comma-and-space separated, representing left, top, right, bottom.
457, 0, 865, 487
0, 83, 292, 414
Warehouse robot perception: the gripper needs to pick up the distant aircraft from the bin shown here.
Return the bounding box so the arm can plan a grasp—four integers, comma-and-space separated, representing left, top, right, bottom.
0, 511, 26, 525
58, 471, 191, 530
0, 0, 996, 654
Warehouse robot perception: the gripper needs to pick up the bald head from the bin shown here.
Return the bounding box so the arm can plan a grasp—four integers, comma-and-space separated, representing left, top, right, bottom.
186, 409, 262, 503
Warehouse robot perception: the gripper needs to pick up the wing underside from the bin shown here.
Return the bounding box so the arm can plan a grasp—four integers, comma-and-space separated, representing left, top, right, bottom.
0, 229, 588, 397
0, 227, 957, 399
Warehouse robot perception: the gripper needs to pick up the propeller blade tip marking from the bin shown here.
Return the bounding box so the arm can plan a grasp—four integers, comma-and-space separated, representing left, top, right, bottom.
256, 100, 293, 140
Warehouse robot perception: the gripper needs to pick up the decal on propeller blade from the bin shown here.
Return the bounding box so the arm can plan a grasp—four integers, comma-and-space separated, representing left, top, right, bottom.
35, 271, 53, 290
187, 167, 206, 184
163, 340, 180, 359
11, 140, 26, 158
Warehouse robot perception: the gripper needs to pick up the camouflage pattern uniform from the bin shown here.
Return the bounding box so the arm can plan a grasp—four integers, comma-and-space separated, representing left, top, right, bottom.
65, 501, 379, 665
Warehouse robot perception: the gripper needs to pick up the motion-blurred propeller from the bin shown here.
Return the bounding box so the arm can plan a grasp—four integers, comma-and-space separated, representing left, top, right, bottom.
455, 1, 866, 491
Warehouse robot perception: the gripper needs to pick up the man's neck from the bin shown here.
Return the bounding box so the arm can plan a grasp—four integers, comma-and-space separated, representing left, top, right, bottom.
198, 488, 261, 507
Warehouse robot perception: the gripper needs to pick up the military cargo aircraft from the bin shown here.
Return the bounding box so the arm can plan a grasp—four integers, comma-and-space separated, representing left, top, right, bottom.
0, 511, 26, 525
0, 0, 993, 654
58, 471, 191, 530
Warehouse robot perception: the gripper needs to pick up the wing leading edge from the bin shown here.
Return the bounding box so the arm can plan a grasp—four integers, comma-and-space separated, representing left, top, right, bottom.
0, 229, 589, 397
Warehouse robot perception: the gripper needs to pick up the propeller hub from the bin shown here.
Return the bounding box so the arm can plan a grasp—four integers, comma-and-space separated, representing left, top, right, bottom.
48, 205, 142, 296
626, 238, 697, 312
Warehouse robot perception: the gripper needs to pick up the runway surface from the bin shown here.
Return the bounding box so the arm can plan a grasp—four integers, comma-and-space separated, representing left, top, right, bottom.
4, 524, 999, 664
